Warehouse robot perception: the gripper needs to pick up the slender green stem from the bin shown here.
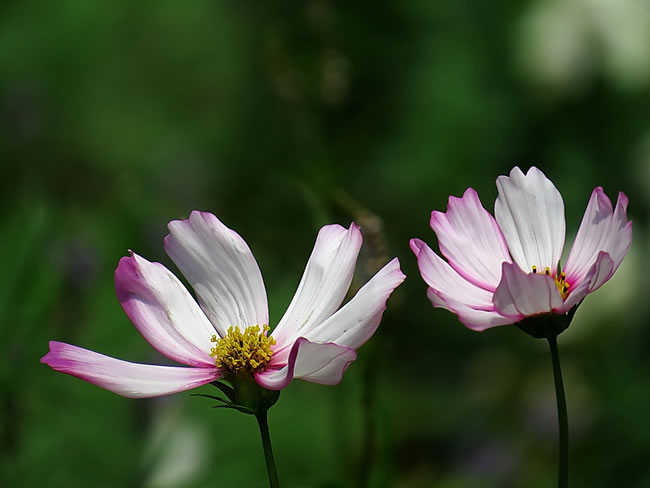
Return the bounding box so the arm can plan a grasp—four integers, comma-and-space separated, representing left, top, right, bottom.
256, 410, 280, 488
547, 334, 568, 488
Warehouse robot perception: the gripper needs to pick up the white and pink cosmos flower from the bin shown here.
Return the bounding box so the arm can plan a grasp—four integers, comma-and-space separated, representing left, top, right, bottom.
411, 167, 632, 331
42, 211, 405, 398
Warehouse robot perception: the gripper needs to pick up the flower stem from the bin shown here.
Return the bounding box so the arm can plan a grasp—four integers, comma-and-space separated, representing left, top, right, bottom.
256, 410, 280, 488
547, 334, 568, 488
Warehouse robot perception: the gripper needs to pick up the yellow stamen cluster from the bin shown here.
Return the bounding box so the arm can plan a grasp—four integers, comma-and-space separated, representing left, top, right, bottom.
531, 266, 571, 300
555, 271, 570, 300
210, 325, 276, 374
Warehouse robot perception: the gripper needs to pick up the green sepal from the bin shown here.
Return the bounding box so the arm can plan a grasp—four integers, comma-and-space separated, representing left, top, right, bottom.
212, 404, 255, 415
227, 372, 280, 415
210, 380, 234, 397
201, 374, 280, 416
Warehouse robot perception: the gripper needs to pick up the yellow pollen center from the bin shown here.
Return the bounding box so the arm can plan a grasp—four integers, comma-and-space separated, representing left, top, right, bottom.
210, 325, 276, 374
531, 266, 571, 300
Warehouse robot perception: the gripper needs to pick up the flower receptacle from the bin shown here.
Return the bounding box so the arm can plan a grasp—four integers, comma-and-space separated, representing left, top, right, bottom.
516, 306, 578, 339
229, 373, 281, 414
206, 373, 280, 415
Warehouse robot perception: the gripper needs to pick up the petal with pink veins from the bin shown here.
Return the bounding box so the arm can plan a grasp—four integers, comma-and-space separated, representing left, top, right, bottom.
165, 211, 269, 337
255, 338, 357, 390
41, 342, 219, 398
563, 189, 632, 286
410, 238, 495, 310
495, 167, 565, 272
430, 188, 510, 291
115, 253, 217, 367
271, 223, 362, 346
300, 257, 405, 350
493, 262, 564, 319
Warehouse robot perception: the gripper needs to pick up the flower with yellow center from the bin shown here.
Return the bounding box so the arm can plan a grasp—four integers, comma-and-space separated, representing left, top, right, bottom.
210, 325, 276, 374
41, 211, 405, 397
411, 166, 631, 332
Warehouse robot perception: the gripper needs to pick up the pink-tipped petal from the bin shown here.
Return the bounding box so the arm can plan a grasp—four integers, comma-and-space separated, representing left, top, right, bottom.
564, 189, 632, 286
301, 258, 405, 350
430, 188, 510, 291
272, 223, 362, 346
495, 167, 566, 272
41, 342, 219, 398
165, 211, 269, 337
255, 338, 357, 390
410, 238, 495, 310
493, 262, 564, 318
115, 254, 216, 367
558, 251, 615, 312
425, 289, 515, 331
412, 239, 513, 331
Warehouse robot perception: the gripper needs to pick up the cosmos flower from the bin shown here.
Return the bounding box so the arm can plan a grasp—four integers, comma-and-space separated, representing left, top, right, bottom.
42, 211, 405, 397
411, 166, 631, 332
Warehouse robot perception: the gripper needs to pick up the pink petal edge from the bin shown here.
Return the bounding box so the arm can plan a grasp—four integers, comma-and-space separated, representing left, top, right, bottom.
409, 238, 495, 311
564, 188, 632, 286
115, 253, 216, 367
41, 341, 219, 398
430, 187, 510, 292
493, 261, 564, 319
425, 288, 515, 331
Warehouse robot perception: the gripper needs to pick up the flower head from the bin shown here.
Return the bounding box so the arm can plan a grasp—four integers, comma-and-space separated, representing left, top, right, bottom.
411, 166, 631, 333
41, 212, 405, 397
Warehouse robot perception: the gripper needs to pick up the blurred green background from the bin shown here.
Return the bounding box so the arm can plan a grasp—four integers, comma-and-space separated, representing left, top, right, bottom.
1, 1, 649, 487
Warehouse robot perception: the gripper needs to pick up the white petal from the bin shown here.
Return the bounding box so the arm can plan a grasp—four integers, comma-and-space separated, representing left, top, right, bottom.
115, 253, 216, 367
410, 239, 495, 310
272, 223, 362, 346
430, 188, 510, 291
564, 189, 632, 287
493, 262, 564, 318
255, 338, 356, 390
292, 340, 357, 384
495, 167, 565, 272
164, 211, 269, 336
302, 258, 405, 349
426, 289, 515, 331
41, 342, 219, 398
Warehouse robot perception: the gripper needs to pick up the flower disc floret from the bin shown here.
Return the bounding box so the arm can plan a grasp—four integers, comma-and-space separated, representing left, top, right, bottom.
210, 325, 276, 374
